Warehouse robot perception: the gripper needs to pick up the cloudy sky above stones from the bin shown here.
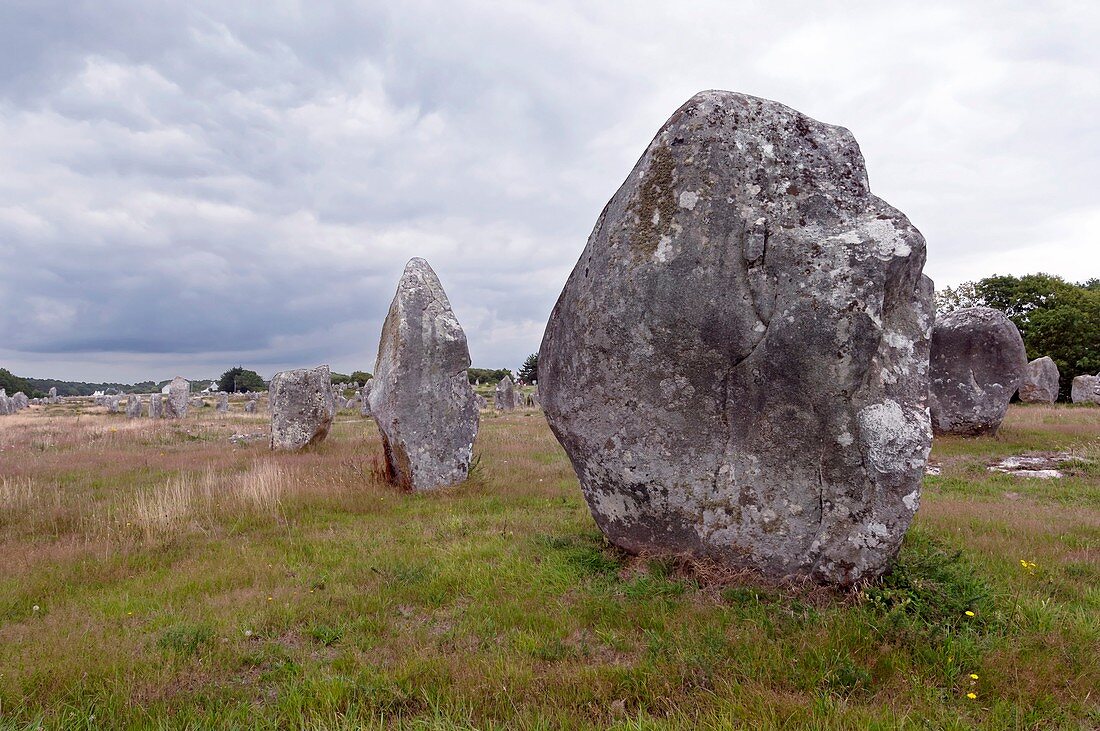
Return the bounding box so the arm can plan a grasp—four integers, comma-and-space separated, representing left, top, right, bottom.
1, 1, 1097, 383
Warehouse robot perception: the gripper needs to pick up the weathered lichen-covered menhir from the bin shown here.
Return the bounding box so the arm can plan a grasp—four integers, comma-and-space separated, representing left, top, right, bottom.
929, 307, 1027, 435
539, 90, 934, 586
269, 365, 334, 450
369, 258, 479, 490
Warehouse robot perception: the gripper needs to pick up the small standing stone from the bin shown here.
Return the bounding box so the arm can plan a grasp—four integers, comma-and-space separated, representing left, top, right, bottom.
360, 379, 373, 418
215, 392, 229, 413
126, 394, 143, 418
165, 377, 190, 419
495, 376, 516, 411
1071, 373, 1100, 404
244, 399, 257, 413
1018, 356, 1060, 404
270, 365, 335, 450
149, 394, 163, 419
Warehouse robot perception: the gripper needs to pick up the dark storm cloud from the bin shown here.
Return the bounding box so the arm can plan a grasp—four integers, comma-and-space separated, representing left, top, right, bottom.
0, 1, 1097, 382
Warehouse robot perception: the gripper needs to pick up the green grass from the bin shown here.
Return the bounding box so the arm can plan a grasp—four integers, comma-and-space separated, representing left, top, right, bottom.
0, 402, 1097, 728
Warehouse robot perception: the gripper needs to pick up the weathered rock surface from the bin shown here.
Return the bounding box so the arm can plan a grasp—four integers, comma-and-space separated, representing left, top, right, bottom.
539, 90, 934, 586
165, 377, 190, 419
215, 392, 229, 413
1072, 373, 1100, 404
1018, 356, 1060, 404
149, 394, 163, 419
929, 307, 1027, 435
126, 394, 142, 418
269, 365, 335, 450
12, 392, 29, 410
495, 376, 516, 411
244, 399, 257, 413
106, 395, 121, 413
369, 258, 479, 490
48, 387, 57, 402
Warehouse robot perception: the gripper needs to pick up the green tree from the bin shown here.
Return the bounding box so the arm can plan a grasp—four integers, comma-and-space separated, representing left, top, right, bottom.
934, 281, 979, 315
960, 274, 1100, 400
0, 368, 39, 397
517, 353, 538, 383
349, 371, 372, 383
467, 368, 512, 385
217, 366, 266, 393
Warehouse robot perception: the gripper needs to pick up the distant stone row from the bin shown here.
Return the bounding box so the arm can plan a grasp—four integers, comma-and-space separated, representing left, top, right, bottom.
930, 307, 1099, 436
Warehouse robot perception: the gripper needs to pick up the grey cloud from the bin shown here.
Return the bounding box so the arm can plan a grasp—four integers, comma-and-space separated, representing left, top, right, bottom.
1, 1, 1097, 383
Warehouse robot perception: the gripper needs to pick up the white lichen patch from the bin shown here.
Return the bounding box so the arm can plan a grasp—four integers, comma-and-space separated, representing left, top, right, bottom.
678, 191, 699, 210
857, 400, 931, 473
654, 235, 674, 263
902, 490, 920, 512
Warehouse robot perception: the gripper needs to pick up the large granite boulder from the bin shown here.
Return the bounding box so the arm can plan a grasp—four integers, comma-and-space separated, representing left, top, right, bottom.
1018, 356, 1060, 404
1071, 373, 1100, 404
106, 395, 121, 414
369, 258, 479, 490
495, 376, 516, 411
539, 90, 934, 586
269, 365, 334, 450
126, 394, 143, 418
12, 392, 29, 410
48, 387, 57, 402
929, 307, 1027, 435
165, 377, 190, 419
0, 395, 10, 415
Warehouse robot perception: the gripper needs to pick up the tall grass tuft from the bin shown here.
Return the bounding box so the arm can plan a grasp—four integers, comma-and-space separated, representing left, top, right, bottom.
130, 460, 288, 541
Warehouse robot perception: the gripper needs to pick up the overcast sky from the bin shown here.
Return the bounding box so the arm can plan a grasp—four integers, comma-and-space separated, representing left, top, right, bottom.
1, 1, 1097, 383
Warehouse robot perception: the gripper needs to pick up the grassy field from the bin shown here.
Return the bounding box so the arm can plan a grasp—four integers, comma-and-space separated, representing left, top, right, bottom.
0, 399, 1097, 729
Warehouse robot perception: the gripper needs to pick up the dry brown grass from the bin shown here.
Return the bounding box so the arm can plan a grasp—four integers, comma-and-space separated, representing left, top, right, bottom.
0, 401, 1096, 728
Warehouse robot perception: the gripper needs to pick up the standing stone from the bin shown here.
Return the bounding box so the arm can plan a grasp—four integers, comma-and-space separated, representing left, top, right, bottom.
48, 386, 57, 403
929, 307, 1027, 436
1018, 356, 1060, 404
495, 376, 516, 411
215, 391, 229, 413
149, 393, 163, 419
12, 392, 29, 410
0, 395, 10, 415
269, 365, 335, 450
1071, 373, 1100, 404
126, 394, 143, 418
244, 399, 257, 413
359, 379, 373, 417
539, 91, 934, 586
165, 377, 190, 419
369, 258, 479, 490
106, 395, 121, 414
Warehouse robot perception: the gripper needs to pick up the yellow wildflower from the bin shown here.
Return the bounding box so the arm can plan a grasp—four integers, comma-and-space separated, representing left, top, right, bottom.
964, 610, 975, 617
966, 692, 977, 699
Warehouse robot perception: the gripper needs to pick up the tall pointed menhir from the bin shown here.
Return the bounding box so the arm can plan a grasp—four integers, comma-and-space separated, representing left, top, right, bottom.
369, 258, 479, 490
